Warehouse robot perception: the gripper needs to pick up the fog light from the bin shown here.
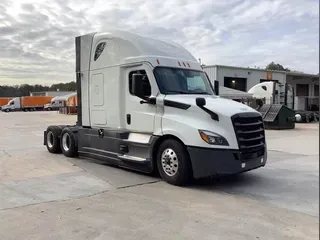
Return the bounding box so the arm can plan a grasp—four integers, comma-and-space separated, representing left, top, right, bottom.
241, 163, 246, 168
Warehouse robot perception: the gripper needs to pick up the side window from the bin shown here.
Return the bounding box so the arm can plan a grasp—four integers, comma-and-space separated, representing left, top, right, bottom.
94, 42, 106, 61
187, 76, 206, 90
261, 86, 267, 91
129, 70, 151, 96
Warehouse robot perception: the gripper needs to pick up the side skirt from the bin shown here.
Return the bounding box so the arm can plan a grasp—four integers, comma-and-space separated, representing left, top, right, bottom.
76, 127, 159, 174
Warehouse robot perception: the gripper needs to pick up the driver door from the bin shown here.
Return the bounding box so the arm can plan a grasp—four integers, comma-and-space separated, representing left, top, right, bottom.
124, 64, 158, 134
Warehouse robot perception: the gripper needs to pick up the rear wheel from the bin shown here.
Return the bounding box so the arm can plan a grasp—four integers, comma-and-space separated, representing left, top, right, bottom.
306, 115, 310, 123
46, 126, 62, 153
156, 139, 192, 186
60, 128, 78, 158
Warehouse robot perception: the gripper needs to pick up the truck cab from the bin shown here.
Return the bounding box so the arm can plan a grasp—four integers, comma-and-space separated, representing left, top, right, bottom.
1, 97, 20, 112
44, 30, 267, 186
248, 81, 294, 109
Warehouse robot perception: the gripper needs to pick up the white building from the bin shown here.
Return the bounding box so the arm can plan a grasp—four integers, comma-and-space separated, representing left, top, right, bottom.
203, 65, 319, 111
286, 72, 319, 111
203, 65, 286, 92
30, 91, 76, 97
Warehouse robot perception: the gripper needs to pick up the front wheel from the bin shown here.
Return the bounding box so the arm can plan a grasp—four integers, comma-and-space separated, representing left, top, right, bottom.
156, 139, 192, 186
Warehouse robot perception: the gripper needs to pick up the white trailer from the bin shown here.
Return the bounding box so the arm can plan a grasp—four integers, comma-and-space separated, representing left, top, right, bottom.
43, 30, 267, 186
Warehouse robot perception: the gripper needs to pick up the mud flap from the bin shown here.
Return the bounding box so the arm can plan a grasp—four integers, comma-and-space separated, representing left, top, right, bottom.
43, 131, 47, 145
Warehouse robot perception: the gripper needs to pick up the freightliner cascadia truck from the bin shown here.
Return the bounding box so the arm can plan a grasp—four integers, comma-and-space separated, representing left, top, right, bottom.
43, 30, 267, 186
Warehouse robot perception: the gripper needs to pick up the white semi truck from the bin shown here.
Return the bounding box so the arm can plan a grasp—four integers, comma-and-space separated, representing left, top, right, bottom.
248, 81, 294, 109
43, 30, 267, 186
248, 81, 318, 122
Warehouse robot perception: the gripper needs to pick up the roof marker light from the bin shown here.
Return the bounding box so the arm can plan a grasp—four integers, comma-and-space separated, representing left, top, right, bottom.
178, 62, 181, 66
187, 63, 190, 67
157, 59, 160, 64
183, 62, 186, 67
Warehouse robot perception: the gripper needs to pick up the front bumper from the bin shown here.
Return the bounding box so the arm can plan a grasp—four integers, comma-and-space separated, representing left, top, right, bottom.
187, 146, 267, 179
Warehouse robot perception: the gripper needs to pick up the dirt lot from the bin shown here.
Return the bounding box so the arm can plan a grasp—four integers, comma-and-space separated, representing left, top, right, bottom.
0, 111, 318, 240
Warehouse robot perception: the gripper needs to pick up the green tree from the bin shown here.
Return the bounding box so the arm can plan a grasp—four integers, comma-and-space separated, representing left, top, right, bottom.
0, 81, 77, 97
265, 62, 290, 72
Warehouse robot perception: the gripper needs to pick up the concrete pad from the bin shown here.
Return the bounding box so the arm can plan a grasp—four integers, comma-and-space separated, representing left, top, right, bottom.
267, 151, 319, 174
0, 171, 113, 210
265, 123, 319, 155
68, 158, 159, 188
193, 150, 319, 217
0, 182, 317, 240
0, 148, 82, 182
0, 111, 318, 239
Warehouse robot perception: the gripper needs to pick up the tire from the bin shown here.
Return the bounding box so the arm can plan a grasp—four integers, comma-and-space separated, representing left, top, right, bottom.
156, 139, 192, 186
306, 115, 310, 123
60, 127, 78, 158
5, 109, 9, 112
46, 126, 63, 153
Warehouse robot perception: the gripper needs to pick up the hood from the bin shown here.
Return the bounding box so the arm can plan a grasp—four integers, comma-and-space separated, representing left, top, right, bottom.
164, 94, 259, 117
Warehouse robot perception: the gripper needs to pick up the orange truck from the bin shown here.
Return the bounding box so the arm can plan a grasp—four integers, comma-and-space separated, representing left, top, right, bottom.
1, 96, 53, 112
0, 97, 12, 107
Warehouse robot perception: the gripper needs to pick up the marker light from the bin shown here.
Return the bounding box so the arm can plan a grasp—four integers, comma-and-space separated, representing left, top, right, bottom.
156, 59, 160, 64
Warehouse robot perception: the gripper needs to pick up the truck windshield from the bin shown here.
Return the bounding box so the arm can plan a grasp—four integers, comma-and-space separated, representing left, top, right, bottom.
154, 67, 214, 95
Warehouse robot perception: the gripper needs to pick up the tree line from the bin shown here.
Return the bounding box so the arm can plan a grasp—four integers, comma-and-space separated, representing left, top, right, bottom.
0, 81, 76, 97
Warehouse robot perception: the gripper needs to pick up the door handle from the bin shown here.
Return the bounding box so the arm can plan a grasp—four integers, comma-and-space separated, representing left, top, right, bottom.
126, 114, 131, 125
98, 129, 104, 138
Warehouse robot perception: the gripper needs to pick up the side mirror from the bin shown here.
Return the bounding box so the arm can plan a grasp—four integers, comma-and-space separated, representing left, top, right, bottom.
131, 74, 144, 98
214, 80, 219, 95
196, 97, 206, 107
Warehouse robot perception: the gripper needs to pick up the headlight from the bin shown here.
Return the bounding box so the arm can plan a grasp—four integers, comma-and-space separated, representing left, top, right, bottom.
198, 130, 229, 146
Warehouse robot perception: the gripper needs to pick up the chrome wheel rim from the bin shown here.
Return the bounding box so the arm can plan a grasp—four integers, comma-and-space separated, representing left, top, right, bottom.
62, 133, 71, 152
161, 148, 179, 177
47, 132, 54, 148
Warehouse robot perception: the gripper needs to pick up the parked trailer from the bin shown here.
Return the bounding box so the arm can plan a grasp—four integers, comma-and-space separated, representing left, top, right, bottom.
43, 30, 267, 186
1, 96, 53, 112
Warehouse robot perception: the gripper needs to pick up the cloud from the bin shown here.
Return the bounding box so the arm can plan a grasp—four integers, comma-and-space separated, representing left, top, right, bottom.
0, 0, 319, 85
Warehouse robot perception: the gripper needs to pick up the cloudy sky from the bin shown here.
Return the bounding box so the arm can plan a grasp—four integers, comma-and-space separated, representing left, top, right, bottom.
0, 0, 319, 85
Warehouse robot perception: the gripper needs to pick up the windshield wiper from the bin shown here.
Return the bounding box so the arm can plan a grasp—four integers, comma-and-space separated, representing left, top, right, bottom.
165, 90, 212, 95
189, 90, 211, 94
165, 90, 190, 94
194, 91, 211, 94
